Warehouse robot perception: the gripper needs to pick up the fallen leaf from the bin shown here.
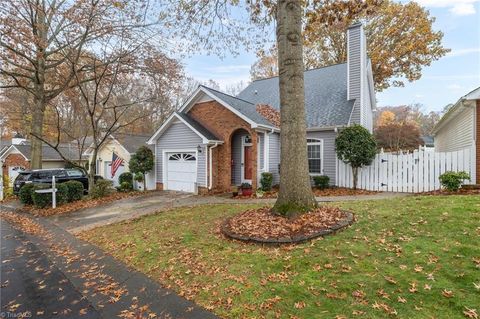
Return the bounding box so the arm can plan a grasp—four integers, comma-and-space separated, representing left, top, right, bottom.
464, 307, 478, 319
442, 289, 454, 298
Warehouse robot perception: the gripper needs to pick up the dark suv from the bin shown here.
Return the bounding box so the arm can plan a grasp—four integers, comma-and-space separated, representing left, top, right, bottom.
13, 168, 97, 195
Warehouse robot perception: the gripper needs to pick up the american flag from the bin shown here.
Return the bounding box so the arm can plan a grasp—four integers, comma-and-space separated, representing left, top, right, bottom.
111, 152, 123, 178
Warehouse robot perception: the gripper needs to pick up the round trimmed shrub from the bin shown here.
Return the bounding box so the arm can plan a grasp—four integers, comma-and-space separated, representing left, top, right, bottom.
119, 172, 133, 189
91, 179, 114, 199
260, 172, 273, 191
118, 181, 133, 192
439, 171, 470, 191
63, 180, 84, 202
19, 183, 35, 205
313, 175, 330, 189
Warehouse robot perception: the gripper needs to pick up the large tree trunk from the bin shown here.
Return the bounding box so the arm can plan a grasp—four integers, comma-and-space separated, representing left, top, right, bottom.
272, 0, 317, 217
30, 5, 48, 169
88, 149, 98, 192
30, 96, 46, 169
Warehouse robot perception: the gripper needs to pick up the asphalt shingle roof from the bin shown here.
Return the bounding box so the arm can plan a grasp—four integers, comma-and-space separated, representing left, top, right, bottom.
176, 112, 220, 141
199, 86, 277, 127
113, 133, 153, 153
14, 144, 85, 161
237, 63, 354, 128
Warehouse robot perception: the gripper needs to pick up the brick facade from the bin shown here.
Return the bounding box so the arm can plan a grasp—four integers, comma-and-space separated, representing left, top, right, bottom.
156, 182, 164, 191
476, 99, 480, 184
2, 153, 29, 184
188, 101, 258, 192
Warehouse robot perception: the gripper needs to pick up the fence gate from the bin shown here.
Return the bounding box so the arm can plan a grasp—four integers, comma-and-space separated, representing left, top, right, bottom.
336, 146, 476, 193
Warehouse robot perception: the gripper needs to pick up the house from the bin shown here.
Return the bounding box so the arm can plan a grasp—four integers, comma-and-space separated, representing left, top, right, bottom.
84, 133, 156, 189
421, 136, 434, 148
0, 138, 86, 186
433, 86, 480, 183
147, 22, 375, 193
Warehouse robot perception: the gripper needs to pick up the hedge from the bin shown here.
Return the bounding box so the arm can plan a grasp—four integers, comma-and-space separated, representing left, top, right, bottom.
63, 180, 84, 202
313, 175, 330, 189
19, 183, 35, 205
91, 179, 114, 199
31, 183, 68, 208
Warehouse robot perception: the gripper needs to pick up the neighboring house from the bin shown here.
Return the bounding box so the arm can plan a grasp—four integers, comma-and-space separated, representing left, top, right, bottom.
84, 133, 156, 189
0, 141, 86, 186
147, 22, 375, 193
421, 136, 434, 148
433, 86, 480, 183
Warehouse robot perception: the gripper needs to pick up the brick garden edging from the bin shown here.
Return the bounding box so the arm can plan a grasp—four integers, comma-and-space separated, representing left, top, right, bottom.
221, 211, 355, 244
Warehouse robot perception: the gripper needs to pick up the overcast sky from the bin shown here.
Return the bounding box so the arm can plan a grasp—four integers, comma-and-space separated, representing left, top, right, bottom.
183, 0, 480, 113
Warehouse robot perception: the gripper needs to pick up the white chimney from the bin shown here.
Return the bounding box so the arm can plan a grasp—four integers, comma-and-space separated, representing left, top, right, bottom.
347, 22, 367, 124
12, 133, 26, 145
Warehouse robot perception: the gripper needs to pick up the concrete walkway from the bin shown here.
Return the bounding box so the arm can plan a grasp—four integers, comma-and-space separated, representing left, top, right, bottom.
31, 191, 409, 234
0, 208, 218, 319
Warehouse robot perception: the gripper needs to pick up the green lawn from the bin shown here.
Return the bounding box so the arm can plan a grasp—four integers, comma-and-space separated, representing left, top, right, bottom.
80, 196, 480, 318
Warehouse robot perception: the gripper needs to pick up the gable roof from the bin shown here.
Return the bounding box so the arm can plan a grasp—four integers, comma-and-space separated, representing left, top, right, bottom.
176, 112, 220, 141
1, 144, 86, 161
147, 112, 223, 144
433, 86, 480, 134
198, 86, 277, 128
237, 63, 354, 128
112, 133, 153, 153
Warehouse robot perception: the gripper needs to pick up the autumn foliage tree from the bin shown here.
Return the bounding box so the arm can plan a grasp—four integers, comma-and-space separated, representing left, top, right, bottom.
375, 116, 424, 153
250, 0, 449, 91
0, 0, 164, 168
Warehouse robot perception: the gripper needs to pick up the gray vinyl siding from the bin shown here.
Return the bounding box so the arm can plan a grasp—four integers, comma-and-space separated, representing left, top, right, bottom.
231, 133, 243, 185
347, 24, 373, 129
258, 133, 264, 170
348, 24, 361, 125
155, 121, 207, 187
307, 130, 338, 185
268, 133, 281, 185
435, 106, 475, 152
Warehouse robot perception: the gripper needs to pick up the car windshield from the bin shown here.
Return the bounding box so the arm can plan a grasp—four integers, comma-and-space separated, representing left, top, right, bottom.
15, 173, 31, 182
66, 169, 84, 177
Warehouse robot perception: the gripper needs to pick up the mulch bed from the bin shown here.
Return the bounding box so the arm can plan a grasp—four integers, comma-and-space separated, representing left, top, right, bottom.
221, 206, 354, 244
233, 187, 379, 199
313, 187, 379, 196
23, 191, 156, 217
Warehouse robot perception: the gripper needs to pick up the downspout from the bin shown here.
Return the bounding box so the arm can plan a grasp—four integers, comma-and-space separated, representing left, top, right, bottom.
208, 142, 220, 190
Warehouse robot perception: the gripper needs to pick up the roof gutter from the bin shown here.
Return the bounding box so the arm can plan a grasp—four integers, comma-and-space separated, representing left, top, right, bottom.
306, 125, 347, 132
208, 142, 220, 190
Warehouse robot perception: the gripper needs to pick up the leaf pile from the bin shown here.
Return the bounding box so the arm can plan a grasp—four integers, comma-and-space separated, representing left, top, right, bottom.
223, 206, 348, 239
256, 104, 280, 127
313, 187, 379, 197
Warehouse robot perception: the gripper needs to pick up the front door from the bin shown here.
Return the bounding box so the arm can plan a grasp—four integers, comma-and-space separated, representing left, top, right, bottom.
243, 145, 253, 181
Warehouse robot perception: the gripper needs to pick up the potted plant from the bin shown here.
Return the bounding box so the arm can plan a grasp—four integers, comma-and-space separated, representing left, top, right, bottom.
240, 182, 253, 196
231, 185, 239, 197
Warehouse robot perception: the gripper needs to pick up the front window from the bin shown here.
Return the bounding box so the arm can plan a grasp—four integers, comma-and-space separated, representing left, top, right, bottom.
307, 139, 322, 174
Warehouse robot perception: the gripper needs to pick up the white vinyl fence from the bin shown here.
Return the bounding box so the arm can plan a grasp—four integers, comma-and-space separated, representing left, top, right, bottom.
336, 145, 476, 193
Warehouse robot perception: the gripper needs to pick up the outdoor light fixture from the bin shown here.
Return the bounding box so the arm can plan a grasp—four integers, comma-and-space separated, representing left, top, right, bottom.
197, 145, 203, 153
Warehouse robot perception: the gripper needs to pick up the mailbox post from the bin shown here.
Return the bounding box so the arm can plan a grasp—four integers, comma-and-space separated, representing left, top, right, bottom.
34, 176, 57, 208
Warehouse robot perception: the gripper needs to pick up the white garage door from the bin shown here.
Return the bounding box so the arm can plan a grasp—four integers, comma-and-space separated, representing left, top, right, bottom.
166, 152, 197, 192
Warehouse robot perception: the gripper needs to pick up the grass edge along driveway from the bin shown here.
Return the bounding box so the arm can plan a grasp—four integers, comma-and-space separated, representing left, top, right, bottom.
79, 196, 480, 319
